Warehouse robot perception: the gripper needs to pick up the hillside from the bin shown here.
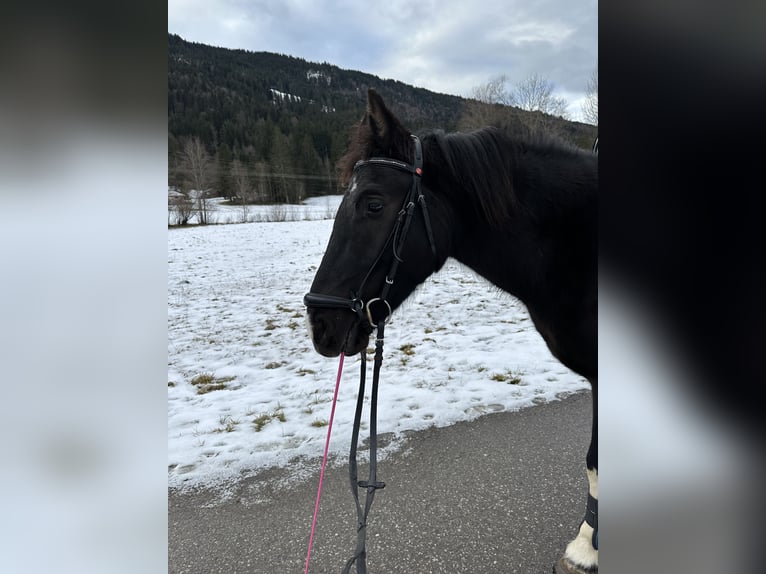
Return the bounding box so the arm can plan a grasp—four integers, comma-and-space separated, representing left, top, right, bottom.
168, 33, 596, 201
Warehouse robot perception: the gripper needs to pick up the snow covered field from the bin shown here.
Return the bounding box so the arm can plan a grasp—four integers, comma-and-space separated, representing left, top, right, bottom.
168, 196, 589, 490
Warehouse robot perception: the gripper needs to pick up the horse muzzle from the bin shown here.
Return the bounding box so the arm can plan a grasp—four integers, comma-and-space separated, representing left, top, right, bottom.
303, 301, 370, 358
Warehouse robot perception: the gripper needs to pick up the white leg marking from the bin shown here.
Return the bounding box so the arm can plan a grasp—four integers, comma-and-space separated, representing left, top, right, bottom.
564, 521, 598, 569
587, 467, 598, 498
563, 467, 598, 569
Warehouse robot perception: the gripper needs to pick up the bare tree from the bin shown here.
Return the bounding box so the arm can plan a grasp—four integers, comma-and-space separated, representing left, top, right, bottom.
461, 75, 522, 131
178, 137, 215, 224
509, 73, 569, 118
469, 74, 512, 105
231, 159, 252, 223
581, 67, 598, 126
461, 72, 570, 132
168, 191, 194, 225
254, 161, 271, 203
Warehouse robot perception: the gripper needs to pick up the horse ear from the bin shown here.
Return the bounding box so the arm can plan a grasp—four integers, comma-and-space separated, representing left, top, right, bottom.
365, 88, 409, 154
366, 89, 391, 137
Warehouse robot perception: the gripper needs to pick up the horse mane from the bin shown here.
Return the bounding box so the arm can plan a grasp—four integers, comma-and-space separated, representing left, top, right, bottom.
338, 122, 593, 229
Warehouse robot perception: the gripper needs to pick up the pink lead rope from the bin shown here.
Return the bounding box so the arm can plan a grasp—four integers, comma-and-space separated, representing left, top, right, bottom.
303, 352, 345, 574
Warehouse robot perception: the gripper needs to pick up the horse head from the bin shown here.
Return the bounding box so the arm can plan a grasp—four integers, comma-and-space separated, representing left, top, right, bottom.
304, 89, 447, 357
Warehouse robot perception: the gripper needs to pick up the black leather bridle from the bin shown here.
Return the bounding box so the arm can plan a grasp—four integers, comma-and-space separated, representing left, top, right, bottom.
303, 134, 437, 328
302, 134, 437, 573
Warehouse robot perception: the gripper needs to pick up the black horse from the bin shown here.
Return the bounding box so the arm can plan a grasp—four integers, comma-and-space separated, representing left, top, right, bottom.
305, 89, 597, 574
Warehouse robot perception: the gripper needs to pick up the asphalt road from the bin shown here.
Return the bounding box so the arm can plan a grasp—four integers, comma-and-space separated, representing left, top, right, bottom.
169, 391, 593, 574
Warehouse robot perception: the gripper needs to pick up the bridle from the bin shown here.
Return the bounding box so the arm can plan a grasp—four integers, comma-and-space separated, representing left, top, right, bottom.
302, 134, 437, 573
303, 134, 437, 328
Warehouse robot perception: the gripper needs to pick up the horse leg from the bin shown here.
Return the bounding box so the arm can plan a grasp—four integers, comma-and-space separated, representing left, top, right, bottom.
556, 383, 598, 573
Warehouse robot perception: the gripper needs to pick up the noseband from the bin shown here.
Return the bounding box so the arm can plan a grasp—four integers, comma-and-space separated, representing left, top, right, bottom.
303, 134, 437, 327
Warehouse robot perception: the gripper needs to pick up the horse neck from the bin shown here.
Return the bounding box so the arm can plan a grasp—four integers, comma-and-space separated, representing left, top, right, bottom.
450, 212, 541, 304
432, 140, 596, 306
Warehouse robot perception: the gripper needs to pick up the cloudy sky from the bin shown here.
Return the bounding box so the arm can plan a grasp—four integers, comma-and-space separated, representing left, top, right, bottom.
168, 0, 597, 122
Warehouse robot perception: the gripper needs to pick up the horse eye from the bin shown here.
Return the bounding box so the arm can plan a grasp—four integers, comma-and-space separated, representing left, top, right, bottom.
367, 201, 384, 213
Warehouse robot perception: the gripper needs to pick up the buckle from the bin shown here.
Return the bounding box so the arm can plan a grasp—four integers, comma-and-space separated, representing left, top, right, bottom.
365, 298, 392, 327
358, 480, 386, 489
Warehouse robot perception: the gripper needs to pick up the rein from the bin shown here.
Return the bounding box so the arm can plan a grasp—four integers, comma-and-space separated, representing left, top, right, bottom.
303, 134, 436, 572
341, 324, 386, 574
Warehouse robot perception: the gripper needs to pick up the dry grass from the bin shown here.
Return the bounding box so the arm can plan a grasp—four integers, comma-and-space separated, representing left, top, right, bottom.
490, 370, 524, 385
190, 373, 236, 394
253, 409, 286, 432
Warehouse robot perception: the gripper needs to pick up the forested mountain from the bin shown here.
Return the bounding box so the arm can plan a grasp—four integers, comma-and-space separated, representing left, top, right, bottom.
168, 33, 596, 204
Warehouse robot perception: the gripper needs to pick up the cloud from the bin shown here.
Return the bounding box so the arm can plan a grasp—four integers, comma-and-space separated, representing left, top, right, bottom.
168, 0, 597, 118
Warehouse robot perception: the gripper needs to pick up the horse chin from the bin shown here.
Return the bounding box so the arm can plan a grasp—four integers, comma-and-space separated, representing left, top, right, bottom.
341, 324, 371, 357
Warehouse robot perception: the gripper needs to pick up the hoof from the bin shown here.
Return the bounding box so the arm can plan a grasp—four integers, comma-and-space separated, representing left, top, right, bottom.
553, 556, 597, 574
